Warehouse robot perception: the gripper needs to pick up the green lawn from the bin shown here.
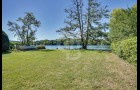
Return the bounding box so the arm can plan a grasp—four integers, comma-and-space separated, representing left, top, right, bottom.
2, 50, 137, 90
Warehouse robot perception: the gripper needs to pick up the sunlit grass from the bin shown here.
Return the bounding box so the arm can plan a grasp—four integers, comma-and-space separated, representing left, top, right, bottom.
2, 50, 137, 90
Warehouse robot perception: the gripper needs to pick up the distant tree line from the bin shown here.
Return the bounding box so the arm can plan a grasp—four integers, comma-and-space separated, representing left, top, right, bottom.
35, 38, 110, 45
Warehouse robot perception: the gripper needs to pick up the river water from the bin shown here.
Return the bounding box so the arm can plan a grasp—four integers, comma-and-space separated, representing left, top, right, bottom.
45, 45, 111, 50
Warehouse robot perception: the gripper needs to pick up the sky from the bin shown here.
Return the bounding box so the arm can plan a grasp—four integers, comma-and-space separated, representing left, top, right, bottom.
2, 0, 137, 41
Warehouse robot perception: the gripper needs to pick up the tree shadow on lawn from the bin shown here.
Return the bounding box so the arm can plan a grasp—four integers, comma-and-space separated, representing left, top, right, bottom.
85, 49, 112, 53
37, 49, 55, 52
21, 49, 55, 52
2, 51, 12, 54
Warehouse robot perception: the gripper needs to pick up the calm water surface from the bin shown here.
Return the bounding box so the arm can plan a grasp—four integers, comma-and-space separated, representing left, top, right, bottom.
45, 45, 111, 50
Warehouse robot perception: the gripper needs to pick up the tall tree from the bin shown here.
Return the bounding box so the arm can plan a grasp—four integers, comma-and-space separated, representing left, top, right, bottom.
109, 4, 137, 42
7, 12, 41, 45
57, 0, 109, 49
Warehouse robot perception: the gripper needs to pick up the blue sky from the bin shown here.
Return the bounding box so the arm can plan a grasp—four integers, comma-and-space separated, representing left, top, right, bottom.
2, 0, 137, 41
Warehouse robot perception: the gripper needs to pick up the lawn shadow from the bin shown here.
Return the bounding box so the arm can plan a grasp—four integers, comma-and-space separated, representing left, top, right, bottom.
80, 49, 112, 53
85, 49, 112, 53
21, 49, 55, 52
37, 49, 55, 52
2, 51, 12, 54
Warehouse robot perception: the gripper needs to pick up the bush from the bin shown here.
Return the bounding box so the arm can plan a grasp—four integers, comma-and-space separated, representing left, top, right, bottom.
111, 37, 137, 65
2, 30, 9, 52
9, 42, 15, 50
36, 45, 46, 49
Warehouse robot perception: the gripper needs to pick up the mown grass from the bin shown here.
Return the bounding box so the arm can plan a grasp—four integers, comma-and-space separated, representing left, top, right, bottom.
2, 50, 137, 90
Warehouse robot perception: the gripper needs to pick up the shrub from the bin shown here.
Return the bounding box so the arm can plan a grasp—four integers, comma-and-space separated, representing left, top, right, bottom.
111, 37, 137, 65
2, 30, 9, 52
9, 42, 16, 50
36, 45, 46, 49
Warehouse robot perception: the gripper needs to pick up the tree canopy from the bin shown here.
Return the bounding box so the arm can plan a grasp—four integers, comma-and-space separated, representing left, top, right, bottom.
57, 0, 109, 49
7, 12, 41, 45
109, 4, 137, 42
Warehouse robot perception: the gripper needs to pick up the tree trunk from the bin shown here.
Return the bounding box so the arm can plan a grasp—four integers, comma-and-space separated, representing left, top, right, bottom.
75, 0, 86, 49
21, 41, 23, 45
84, 1, 91, 50
26, 31, 29, 45
26, 25, 30, 45
81, 38, 85, 49
83, 45, 87, 49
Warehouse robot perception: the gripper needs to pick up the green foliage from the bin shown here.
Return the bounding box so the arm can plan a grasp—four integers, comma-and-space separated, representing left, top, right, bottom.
2, 30, 9, 52
57, 0, 109, 49
9, 42, 15, 50
37, 38, 110, 45
9, 41, 21, 50
10, 41, 21, 45
7, 12, 41, 45
36, 45, 46, 49
111, 37, 137, 65
100, 39, 111, 45
109, 4, 137, 42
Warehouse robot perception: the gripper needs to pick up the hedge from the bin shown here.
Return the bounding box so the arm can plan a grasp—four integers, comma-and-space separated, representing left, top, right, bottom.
111, 37, 137, 65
